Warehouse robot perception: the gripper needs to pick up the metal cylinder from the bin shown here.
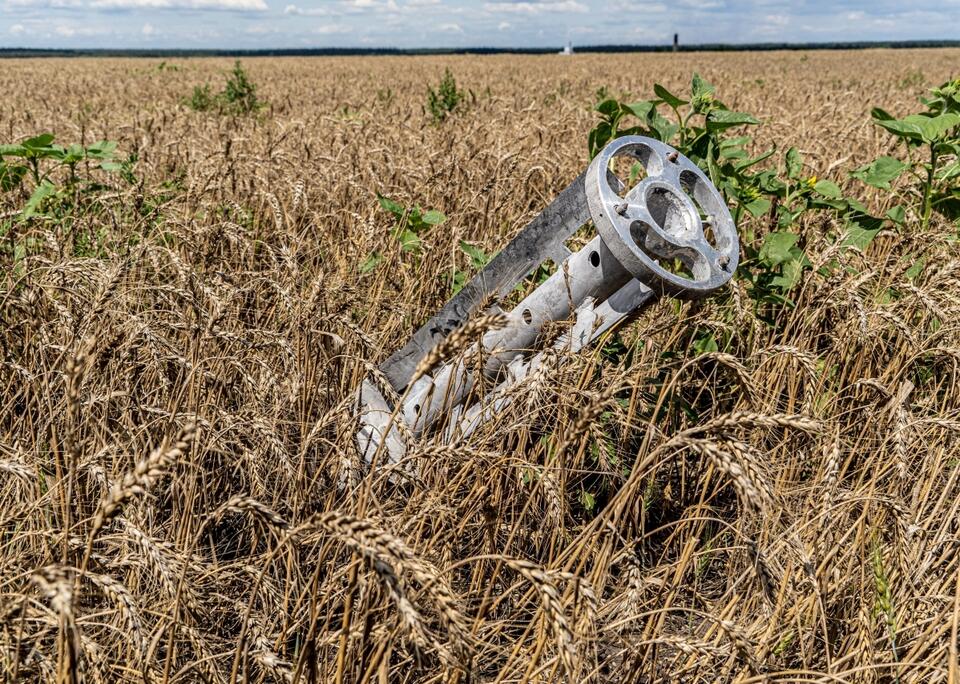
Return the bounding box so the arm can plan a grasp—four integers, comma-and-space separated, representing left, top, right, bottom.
401, 235, 633, 433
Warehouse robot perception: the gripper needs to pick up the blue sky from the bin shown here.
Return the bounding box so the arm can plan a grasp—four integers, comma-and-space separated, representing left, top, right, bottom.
2, 0, 958, 49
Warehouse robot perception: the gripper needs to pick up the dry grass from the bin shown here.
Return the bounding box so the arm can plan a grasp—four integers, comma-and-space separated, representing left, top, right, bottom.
1, 49, 960, 682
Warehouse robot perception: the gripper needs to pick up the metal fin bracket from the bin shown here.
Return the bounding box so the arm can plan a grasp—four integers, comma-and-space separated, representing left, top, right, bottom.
358, 135, 739, 465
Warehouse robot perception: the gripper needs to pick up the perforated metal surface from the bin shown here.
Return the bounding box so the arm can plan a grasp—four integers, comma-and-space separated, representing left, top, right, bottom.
356, 136, 741, 465
586, 136, 738, 296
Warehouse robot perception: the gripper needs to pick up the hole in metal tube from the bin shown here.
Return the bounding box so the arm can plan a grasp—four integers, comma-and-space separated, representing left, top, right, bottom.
508, 257, 558, 305
589, 250, 600, 267
522, 308, 532, 324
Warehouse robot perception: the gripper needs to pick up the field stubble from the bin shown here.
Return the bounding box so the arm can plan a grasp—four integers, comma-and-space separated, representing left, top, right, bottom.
2, 49, 960, 682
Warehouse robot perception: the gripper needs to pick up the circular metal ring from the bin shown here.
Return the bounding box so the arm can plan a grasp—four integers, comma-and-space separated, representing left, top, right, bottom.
585, 135, 739, 296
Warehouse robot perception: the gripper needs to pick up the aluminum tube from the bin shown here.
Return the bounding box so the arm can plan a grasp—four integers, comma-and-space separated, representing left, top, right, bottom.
401, 235, 633, 433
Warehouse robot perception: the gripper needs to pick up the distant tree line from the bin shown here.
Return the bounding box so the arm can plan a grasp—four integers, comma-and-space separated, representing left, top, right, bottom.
1, 40, 958, 59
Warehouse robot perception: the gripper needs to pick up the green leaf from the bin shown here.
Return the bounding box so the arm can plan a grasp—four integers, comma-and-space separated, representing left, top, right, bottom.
61, 144, 85, 164
22, 133, 55, 150
691, 73, 715, 100
785, 147, 803, 180
871, 107, 895, 122
377, 193, 404, 218
885, 204, 906, 224
772, 259, 805, 291
720, 147, 748, 161
811, 196, 848, 211
851, 156, 908, 189
85, 140, 117, 159
420, 209, 446, 226
757, 170, 787, 194
733, 149, 775, 171
653, 83, 686, 108
743, 196, 771, 217
692, 332, 718, 355
843, 225, 880, 250
579, 488, 596, 512
0, 144, 28, 158
45, 145, 68, 161
846, 196, 871, 215
21, 180, 56, 220
588, 124, 611, 158
813, 179, 842, 199
623, 100, 655, 120
905, 256, 925, 280
451, 269, 467, 294
875, 112, 960, 143
648, 113, 679, 143
359, 251, 383, 274
398, 229, 421, 253
759, 231, 800, 267
938, 159, 960, 181
12, 240, 26, 276
0, 162, 27, 192
459, 240, 490, 269
721, 135, 752, 147
596, 98, 621, 117
705, 109, 759, 132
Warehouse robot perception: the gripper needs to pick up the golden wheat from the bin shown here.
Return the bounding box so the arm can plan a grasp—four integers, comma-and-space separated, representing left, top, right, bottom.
1, 49, 959, 682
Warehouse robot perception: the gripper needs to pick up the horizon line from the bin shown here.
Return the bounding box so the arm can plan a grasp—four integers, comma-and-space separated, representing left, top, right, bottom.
2, 38, 960, 57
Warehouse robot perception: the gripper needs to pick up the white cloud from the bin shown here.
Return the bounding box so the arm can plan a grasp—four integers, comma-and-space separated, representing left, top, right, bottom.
347, 0, 398, 9
751, 12, 790, 36
283, 2, 328, 14
51, 23, 106, 35
482, 1, 587, 15
5, 0, 84, 8
88, 0, 268, 10
9, 23, 26, 33
675, 0, 724, 7
405, 0, 438, 5
437, 21, 461, 32
497, 20, 510, 29
630, 25, 660, 40
610, 0, 664, 9
141, 21, 155, 34
313, 22, 350, 33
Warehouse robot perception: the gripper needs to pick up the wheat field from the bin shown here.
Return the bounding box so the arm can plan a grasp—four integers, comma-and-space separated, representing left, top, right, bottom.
2, 49, 960, 682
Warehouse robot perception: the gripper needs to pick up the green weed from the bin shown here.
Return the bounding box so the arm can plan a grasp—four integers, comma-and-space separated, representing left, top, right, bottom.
587, 74, 886, 313
186, 61, 263, 115
427, 68, 464, 123
855, 78, 960, 230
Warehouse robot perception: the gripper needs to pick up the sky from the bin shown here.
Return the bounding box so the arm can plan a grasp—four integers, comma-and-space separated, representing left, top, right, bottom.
2, 0, 958, 50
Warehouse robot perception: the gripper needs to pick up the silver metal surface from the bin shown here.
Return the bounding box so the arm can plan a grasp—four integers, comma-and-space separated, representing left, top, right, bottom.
356, 136, 740, 466
380, 173, 592, 392
586, 136, 738, 296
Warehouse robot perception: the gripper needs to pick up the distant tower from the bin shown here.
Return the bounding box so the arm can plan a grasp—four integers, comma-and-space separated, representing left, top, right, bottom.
559, 40, 574, 56
673, 33, 679, 51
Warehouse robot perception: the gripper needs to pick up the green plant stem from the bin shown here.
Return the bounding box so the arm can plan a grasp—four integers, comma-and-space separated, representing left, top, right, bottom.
921, 145, 938, 231
680, 109, 697, 146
